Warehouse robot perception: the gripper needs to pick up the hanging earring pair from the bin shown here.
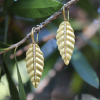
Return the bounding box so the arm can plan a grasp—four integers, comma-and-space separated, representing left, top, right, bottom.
26, 28, 44, 88
25, 5, 75, 88
56, 5, 75, 65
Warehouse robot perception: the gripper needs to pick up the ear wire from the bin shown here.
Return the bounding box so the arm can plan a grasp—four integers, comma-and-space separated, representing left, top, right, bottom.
31, 27, 39, 44
63, 5, 67, 21
31, 27, 35, 44
68, 9, 69, 21
36, 32, 38, 44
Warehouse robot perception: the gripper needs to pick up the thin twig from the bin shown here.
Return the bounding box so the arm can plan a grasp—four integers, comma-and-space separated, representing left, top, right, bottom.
0, 0, 79, 55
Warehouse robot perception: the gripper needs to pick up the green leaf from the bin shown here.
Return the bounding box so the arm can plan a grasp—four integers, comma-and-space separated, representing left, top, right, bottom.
3, 54, 20, 100
9, 0, 63, 18
71, 47, 99, 89
0, 42, 10, 48
14, 48, 27, 100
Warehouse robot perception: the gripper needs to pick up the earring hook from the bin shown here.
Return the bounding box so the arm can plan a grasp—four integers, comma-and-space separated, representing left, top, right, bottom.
31, 27, 39, 44
68, 9, 69, 21
63, 4, 66, 21
31, 27, 35, 44
36, 32, 38, 44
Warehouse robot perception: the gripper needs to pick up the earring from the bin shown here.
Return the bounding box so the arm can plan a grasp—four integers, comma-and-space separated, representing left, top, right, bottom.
26, 28, 44, 88
56, 5, 75, 65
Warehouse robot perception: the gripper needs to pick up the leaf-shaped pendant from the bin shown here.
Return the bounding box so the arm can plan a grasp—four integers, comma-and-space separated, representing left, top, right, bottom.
26, 43, 44, 88
56, 21, 75, 65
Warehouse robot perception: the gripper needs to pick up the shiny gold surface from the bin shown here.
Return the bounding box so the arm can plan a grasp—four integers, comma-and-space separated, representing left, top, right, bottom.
56, 21, 75, 65
26, 43, 44, 88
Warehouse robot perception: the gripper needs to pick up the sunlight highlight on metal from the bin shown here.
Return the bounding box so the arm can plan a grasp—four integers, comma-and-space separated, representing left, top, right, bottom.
26, 29, 44, 88
56, 21, 75, 65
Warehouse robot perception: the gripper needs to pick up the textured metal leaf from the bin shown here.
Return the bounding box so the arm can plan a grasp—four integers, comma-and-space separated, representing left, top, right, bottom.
56, 21, 75, 65
26, 43, 44, 88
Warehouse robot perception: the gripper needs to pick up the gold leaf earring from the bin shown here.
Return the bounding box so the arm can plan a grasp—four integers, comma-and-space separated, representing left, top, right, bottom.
56, 5, 75, 65
26, 28, 44, 88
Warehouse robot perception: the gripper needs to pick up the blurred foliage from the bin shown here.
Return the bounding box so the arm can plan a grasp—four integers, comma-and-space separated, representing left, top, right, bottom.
4, 15, 9, 43
14, 48, 27, 100
3, 54, 20, 100
0, 42, 10, 48
77, 0, 98, 18
71, 72, 83, 93
0, 0, 100, 100
0, 41, 10, 52
71, 47, 99, 89
42, 48, 60, 78
91, 99, 100, 100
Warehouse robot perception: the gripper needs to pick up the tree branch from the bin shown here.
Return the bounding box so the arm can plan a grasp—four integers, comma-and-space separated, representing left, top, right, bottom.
0, 0, 79, 55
